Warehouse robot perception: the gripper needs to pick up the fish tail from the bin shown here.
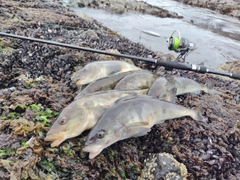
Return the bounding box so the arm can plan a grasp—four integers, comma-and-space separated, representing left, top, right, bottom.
191, 107, 208, 122
208, 89, 220, 95
165, 87, 177, 103
206, 81, 220, 95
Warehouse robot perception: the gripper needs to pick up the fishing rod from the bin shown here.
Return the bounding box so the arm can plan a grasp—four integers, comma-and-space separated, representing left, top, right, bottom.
0, 31, 239, 80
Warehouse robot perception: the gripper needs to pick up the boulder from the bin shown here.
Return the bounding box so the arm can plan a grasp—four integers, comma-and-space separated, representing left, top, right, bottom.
138, 153, 188, 180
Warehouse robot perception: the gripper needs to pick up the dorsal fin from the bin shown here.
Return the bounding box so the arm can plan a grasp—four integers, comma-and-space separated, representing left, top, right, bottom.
165, 76, 177, 85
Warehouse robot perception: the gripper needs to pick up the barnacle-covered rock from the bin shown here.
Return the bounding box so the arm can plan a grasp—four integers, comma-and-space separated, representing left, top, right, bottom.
175, 0, 240, 19
138, 153, 188, 180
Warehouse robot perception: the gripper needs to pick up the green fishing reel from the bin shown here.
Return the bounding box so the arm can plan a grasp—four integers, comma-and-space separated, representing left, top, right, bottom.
167, 30, 197, 62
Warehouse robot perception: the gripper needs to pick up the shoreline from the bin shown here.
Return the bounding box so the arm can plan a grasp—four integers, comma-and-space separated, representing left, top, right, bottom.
174, 0, 240, 20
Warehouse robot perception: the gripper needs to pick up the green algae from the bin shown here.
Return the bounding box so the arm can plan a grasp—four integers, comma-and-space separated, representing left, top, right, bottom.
0, 148, 15, 157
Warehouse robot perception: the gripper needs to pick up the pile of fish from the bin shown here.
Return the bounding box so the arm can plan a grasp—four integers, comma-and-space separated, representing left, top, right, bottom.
44, 60, 218, 159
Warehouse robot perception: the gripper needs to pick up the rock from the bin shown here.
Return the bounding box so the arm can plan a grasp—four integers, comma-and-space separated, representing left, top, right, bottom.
77, 0, 183, 18
230, 9, 240, 19
110, 3, 126, 14
97, 49, 121, 60
78, 12, 95, 22
215, 60, 240, 82
80, 29, 99, 41
138, 152, 188, 180
96, 49, 134, 64
217, 60, 240, 74
175, 0, 240, 19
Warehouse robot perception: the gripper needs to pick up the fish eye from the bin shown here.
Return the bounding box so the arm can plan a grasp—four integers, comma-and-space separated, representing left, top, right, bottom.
58, 117, 67, 125
97, 130, 105, 139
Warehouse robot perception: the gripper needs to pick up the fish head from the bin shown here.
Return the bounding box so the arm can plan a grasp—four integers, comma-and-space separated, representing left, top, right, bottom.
73, 65, 99, 86
82, 118, 125, 159
44, 102, 89, 147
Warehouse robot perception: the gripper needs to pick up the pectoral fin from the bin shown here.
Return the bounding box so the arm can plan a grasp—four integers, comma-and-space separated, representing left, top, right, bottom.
206, 81, 220, 95
126, 121, 151, 138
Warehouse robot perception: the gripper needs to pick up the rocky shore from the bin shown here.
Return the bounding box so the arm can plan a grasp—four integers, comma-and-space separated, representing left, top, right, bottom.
77, 0, 183, 18
175, 0, 240, 20
0, 0, 239, 179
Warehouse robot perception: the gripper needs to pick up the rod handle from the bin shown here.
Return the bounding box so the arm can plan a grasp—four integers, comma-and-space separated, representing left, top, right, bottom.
231, 73, 240, 80
155, 60, 192, 71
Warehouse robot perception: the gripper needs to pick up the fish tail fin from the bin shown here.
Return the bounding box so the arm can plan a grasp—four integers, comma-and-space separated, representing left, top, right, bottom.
191, 107, 208, 122
206, 81, 220, 95
208, 89, 220, 95
165, 87, 177, 103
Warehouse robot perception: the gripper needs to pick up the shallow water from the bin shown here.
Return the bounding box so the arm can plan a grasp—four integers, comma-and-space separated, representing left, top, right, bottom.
58, 0, 240, 69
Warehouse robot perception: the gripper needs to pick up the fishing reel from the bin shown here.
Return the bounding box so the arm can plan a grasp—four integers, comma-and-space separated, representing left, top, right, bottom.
167, 30, 197, 62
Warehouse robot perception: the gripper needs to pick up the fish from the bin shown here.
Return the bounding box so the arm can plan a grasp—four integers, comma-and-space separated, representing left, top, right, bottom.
147, 77, 177, 102
44, 90, 147, 147
74, 71, 135, 100
165, 76, 218, 95
72, 60, 141, 86
114, 71, 159, 90
82, 95, 207, 159
148, 76, 218, 101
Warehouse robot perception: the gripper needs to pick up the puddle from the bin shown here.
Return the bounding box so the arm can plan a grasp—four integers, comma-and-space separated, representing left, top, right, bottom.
58, 0, 240, 69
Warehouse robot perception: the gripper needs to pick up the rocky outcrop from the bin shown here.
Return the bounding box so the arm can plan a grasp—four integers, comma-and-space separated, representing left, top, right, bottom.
77, 0, 183, 18
138, 153, 188, 180
218, 60, 240, 75
175, 0, 240, 20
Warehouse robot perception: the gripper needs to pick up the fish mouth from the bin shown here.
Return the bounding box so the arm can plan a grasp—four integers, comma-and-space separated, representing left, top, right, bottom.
75, 78, 90, 86
82, 144, 103, 159
44, 132, 66, 148
74, 78, 83, 86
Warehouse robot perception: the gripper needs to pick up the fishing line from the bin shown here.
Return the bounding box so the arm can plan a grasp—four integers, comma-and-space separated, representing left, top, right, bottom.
0, 31, 239, 80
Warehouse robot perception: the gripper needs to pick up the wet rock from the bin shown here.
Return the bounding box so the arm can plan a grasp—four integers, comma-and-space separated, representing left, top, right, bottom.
79, 29, 99, 41
96, 49, 133, 64
77, 0, 183, 18
217, 60, 240, 74
138, 153, 188, 180
230, 9, 240, 19
97, 49, 122, 60
110, 2, 126, 14
216, 60, 240, 83
175, 0, 240, 19
78, 12, 95, 22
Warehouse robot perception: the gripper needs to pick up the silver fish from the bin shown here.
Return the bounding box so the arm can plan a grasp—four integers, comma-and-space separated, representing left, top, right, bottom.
147, 77, 177, 102
44, 90, 147, 147
114, 71, 159, 90
82, 95, 207, 159
74, 71, 135, 100
148, 76, 218, 101
72, 60, 141, 86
